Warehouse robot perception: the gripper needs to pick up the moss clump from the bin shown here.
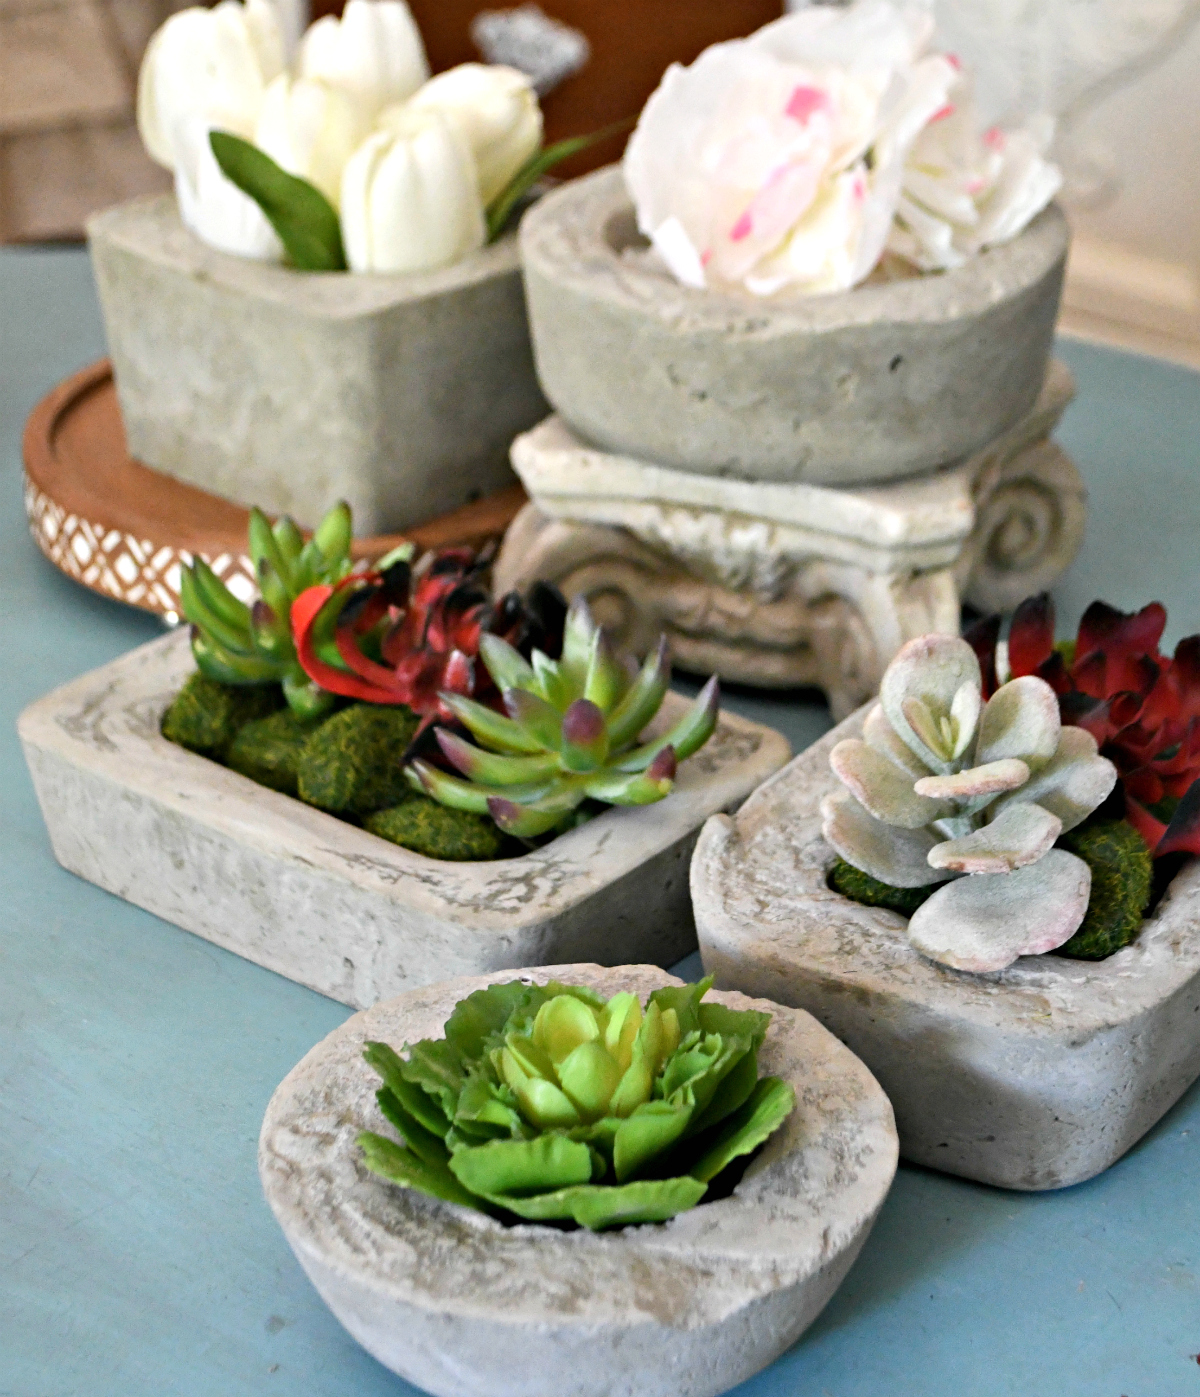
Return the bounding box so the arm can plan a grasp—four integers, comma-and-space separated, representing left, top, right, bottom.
1054, 819, 1153, 960
828, 858, 936, 917
297, 703, 420, 814
161, 673, 283, 758
365, 793, 507, 861
226, 708, 331, 796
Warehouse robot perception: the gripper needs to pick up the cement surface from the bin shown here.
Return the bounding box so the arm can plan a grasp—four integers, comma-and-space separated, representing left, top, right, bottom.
18, 629, 790, 1009
692, 705, 1200, 1190
520, 166, 1068, 486
89, 196, 548, 534
259, 963, 898, 1397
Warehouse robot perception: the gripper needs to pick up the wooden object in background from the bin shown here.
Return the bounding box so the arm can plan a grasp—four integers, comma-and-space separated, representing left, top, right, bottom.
23, 361, 527, 618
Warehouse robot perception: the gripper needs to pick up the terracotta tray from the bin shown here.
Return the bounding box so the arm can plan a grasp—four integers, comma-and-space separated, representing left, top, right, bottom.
22, 360, 527, 619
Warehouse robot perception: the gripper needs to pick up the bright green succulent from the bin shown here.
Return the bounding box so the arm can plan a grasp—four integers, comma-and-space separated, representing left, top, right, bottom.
359, 977, 795, 1231
180, 501, 355, 718
407, 598, 720, 838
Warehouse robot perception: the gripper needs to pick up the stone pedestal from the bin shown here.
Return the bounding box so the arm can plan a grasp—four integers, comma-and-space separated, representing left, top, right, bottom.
495, 362, 1085, 719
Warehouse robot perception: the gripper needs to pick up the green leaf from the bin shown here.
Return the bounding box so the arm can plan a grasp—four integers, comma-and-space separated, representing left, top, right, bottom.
362, 1042, 451, 1137
687, 1077, 796, 1184
209, 130, 347, 272
482, 1176, 707, 1230
613, 1099, 693, 1182
449, 1134, 594, 1198
357, 1131, 481, 1211
686, 1045, 759, 1138
485, 118, 636, 243
697, 1002, 771, 1052
649, 978, 713, 1041
396, 1036, 467, 1120
375, 1088, 451, 1169
454, 1071, 526, 1137
444, 980, 543, 1060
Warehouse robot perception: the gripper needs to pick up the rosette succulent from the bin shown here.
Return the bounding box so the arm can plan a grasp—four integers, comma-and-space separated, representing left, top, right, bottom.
407, 597, 720, 838
823, 634, 1118, 973
358, 977, 795, 1231
180, 500, 354, 718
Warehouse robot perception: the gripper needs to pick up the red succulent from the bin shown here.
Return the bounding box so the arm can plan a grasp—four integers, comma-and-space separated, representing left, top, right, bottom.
965, 594, 1200, 856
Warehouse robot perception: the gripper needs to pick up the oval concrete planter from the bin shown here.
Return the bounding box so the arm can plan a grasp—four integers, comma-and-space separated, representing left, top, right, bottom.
259, 963, 898, 1397
520, 166, 1069, 487
88, 195, 549, 536
691, 703, 1200, 1191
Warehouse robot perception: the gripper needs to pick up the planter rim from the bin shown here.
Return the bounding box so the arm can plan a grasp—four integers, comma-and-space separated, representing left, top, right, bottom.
694, 701, 1200, 1037
520, 164, 1069, 336
259, 963, 898, 1322
87, 194, 522, 318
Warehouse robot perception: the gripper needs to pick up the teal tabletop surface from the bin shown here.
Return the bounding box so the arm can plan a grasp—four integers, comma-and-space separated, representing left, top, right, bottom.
3, 245, 1200, 1397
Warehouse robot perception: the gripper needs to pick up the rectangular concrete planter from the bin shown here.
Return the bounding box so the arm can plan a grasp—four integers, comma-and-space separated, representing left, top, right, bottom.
19, 629, 790, 1010
88, 196, 549, 536
691, 704, 1200, 1191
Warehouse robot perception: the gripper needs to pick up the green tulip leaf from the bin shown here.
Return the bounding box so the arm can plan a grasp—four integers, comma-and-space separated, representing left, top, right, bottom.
484, 1176, 709, 1230
448, 1134, 594, 1198
687, 1077, 797, 1184
209, 130, 347, 272
362, 1042, 451, 1137
357, 1131, 480, 1211
375, 1088, 451, 1170
613, 1098, 693, 1182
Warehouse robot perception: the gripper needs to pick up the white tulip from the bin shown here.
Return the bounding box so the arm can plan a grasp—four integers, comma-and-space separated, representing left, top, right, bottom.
409, 63, 542, 206
137, 0, 285, 171
254, 74, 373, 208
299, 0, 429, 121
173, 113, 284, 261
340, 107, 485, 273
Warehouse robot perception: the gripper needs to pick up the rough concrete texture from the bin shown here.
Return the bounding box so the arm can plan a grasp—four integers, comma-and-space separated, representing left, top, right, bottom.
691, 705, 1200, 1190
520, 166, 1069, 486
18, 629, 790, 1009
259, 963, 898, 1397
88, 196, 548, 534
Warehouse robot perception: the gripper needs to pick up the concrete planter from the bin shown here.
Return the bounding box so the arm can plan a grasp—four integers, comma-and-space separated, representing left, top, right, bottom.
259, 963, 898, 1397
18, 630, 790, 1009
88, 195, 548, 535
520, 166, 1068, 487
692, 705, 1200, 1191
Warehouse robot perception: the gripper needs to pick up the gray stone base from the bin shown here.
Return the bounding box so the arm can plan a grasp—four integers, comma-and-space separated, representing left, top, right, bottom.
19, 630, 790, 1008
259, 964, 898, 1397
691, 705, 1200, 1191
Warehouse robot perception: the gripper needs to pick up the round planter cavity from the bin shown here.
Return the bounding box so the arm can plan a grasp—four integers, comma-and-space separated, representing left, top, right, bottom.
259, 964, 898, 1397
520, 165, 1068, 487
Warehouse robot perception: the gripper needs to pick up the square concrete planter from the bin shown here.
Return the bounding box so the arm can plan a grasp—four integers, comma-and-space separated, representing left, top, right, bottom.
19, 630, 790, 1009
88, 195, 549, 535
691, 704, 1200, 1191
259, 963, 898, 1397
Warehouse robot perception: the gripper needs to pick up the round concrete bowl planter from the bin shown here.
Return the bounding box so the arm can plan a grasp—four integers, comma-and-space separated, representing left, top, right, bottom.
259, 963, 898, 1397
520, 165, 1069, 487
87, 195, 549, 536
18, 628, 790, 1009
691, 704, 1200, 1192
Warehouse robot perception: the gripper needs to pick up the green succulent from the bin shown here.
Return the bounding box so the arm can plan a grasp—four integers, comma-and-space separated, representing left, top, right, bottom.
407, 598, 720, 839
358, 977, 795, 1231
180, 501, 354, 719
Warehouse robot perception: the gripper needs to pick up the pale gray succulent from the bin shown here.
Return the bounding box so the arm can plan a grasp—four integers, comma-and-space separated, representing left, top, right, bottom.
822, 634, 1118, 973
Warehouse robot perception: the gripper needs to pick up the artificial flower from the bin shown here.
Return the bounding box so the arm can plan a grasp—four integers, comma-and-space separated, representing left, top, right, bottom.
254, 73, 373, 208
298, 0, 428, 122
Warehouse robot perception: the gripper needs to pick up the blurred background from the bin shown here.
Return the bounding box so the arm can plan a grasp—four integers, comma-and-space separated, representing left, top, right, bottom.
3, 0, 1198, 365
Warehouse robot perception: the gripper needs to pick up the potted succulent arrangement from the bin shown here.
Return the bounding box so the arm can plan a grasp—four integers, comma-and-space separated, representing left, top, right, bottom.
259, 963, 899, 1397
89, 0, 609, 534
693, 596, 1200, 1190
19, 505, 790, 1007
519, 0, 1068, 488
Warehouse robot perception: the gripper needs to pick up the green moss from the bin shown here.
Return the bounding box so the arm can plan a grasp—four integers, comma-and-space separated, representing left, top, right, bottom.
1054, 819, 1153, 960
226, 708, 331, 796
161, 672, 283, 758
297, 703, 420, 814
828, 858, 937, 917
365, 793, 507, 861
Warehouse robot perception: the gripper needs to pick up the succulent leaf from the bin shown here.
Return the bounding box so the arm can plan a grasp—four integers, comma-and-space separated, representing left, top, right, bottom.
559, 597, 599, 698
881, 635, 982, 770
686, 1076, 797, 1183
441, 693, 547, 755
435, 730, 560, 786
478, 634, 537, 693
614, 676, 719, 772
488, 788, 588, 837
831, 739, 952, 829
913, 758, 1030, 802
926, 801, 1062, 874
975, 674, 1061, 770
583, 631, 628, 713
560, 699, 610, 772
606, 639, 671, 749
822, 790, 952, 888
504, 688, 564, 751
863, 702, 930, 778
991, 726, 1117, 834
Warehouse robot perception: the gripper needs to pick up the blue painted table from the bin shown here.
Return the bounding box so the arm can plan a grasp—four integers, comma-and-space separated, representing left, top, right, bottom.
4, 246, 1200, 1397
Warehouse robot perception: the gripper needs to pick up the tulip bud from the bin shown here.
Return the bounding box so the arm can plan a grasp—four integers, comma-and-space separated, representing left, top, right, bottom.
299, 0, 428, 121
172, 112, 283, 261
254, 74, 373, 209
409, 63, 542, 206
339, 107, 485, 273
137, 0, 285, 171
